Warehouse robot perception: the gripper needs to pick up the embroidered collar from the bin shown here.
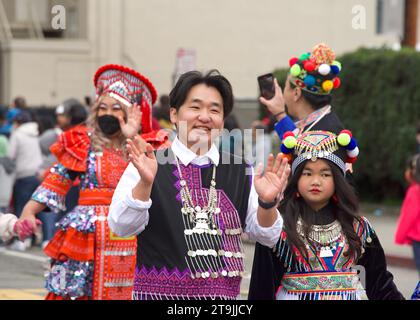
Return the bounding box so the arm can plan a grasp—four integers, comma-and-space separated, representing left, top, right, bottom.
295, 105, 331, 133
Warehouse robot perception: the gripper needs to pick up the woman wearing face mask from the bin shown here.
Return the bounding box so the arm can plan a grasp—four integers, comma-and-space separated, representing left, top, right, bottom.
18, 64, 169, 300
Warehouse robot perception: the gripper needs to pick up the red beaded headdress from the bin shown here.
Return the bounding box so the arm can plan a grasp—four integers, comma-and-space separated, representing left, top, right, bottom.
94, 64, 158, 133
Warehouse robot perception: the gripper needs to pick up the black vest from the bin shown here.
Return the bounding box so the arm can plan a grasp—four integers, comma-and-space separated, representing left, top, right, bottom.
136, 148, 251, 271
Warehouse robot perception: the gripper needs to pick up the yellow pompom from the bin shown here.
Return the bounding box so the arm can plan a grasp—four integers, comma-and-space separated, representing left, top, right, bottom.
322, 80, 334, 92
337, 133, 351, 146
283, 136, 297, 149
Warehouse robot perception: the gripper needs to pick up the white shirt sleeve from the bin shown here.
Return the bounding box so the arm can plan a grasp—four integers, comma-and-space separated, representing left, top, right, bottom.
243, 166, 283, 248
108, 162, 152, 237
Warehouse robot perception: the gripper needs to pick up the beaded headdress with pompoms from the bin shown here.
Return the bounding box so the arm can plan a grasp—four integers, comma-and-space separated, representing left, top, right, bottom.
288, 43, 342, 95
280, 130, 359, 175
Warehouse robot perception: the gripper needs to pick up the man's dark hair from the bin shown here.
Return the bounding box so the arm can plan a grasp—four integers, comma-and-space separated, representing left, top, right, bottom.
62, 98, 88, 126
13, 96, 27, 109
159, 94, 170, 108
169, 70, 234, 118
14, 111, 32, 124
290, 82, 332, 110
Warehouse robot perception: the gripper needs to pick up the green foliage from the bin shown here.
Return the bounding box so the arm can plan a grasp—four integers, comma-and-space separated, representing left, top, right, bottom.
273, 47, 420, 201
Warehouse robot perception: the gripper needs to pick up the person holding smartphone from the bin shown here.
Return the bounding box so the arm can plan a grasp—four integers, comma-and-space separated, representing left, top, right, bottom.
250, 43, 354, 300
259, 43, 344, 143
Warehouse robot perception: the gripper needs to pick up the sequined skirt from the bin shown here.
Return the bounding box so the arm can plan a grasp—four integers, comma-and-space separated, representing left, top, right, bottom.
44, 204, 137, 300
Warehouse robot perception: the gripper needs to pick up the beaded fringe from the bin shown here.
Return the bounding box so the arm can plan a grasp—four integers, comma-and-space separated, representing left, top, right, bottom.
276, 287, 362, 300
132, 291, 235, 301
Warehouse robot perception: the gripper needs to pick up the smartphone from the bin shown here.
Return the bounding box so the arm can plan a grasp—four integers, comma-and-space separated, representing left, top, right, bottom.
258, 73, 275, 100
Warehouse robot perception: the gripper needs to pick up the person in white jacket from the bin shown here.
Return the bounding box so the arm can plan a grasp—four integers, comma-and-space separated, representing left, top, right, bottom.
8, 111, 43, 217
7, 111, 42, 251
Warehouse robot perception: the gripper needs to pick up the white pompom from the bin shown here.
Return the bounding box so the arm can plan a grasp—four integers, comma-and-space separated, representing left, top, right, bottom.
318, 64, 331, 75
347, 147, 359, 158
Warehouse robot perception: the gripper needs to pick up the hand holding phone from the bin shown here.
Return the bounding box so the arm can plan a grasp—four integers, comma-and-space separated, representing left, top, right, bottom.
258, 73, 275, 100
258, 75, 286, 120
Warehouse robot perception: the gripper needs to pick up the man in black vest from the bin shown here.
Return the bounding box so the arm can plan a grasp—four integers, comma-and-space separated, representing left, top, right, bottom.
109, 70, 291, 300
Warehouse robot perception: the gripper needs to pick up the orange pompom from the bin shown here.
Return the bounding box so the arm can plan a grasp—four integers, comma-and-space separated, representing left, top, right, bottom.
310, 43, 336, 65
281, 152, 293, 163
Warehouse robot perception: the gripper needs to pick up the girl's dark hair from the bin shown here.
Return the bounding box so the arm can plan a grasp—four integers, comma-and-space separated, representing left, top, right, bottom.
169, 70, 234, 118
290, 82, 332, 110
279, 160, 362, 260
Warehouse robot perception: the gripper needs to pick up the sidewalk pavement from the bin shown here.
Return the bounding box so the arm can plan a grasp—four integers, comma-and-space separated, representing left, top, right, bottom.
361, 203, 417, 270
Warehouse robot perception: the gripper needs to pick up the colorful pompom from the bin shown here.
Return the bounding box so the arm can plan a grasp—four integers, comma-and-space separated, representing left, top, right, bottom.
290, 64, 302, 77
283, 136, 297, 149
304, 75, 316, 87
337, 132, 351, 146
282, 131, 295, 140
318, 64, 331, 76
347, 147, 359, 158
322, 80, 334, 92
331, 65, 340, 75
331, 60, 342, 71
303, 61, 316, 72
281, 144, 293, 154
299, 53, 310, 61
347, 156, 358, 164
346, 138, 357, 150
333, 77, 341, 89
289, 57, 299, 67
310, 43, 336, 65
340, 129, 352, 138
281, 152, 293, 163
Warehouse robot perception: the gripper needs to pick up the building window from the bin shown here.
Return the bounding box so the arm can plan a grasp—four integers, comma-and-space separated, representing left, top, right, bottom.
376, 0, 404, 37
1, 0, 86, 40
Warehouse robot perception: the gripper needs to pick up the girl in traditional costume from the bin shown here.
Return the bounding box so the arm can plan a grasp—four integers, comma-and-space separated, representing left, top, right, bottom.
249, 130, 404, 300
18, 64, 168, 300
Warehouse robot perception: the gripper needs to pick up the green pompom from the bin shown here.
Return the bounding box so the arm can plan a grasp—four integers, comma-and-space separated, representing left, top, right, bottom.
290, 64, 301, 77
284, 136, 297, 149
299, 53, 310, 61
337, 133, 351, 146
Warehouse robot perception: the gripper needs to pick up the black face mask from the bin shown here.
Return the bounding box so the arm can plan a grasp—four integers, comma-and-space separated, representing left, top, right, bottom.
97, 115, 120, 136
